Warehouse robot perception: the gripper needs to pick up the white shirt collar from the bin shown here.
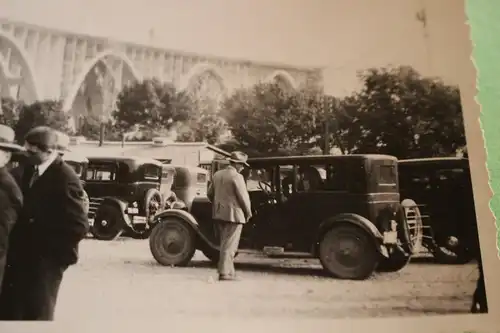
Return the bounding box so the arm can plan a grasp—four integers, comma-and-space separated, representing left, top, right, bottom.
37, 152, 58, 176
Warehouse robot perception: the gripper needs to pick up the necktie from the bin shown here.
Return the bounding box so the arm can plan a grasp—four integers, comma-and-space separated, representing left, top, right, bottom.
29, 166, 40, 188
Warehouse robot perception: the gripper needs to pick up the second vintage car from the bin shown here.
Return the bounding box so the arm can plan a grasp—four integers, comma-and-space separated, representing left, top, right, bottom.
85, 156, 172, 240
149, 154, 421, 280
147, 164, 210, 225
398, 157, 480, 264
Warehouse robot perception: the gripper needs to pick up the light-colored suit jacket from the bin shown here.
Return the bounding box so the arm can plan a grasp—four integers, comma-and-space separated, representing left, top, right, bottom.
207, 165, 252, 224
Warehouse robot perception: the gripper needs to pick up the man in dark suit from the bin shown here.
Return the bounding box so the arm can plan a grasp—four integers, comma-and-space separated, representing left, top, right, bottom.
0, 126, 89, 321
0, 125, 24, 298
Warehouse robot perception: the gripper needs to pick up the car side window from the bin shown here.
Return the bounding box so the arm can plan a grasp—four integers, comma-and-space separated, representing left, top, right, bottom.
298, 166, 323, 192
279, 165, 295, 195
402, 170, 431, 190
246, 168, 273, 191
323, 164, 348, 191
87, 163, 116, 181
143, 165, 161, 181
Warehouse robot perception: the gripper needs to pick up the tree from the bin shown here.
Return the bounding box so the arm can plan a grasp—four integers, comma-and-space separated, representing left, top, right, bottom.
220, 82, 325, 156
176, 96, 228, 144
0, 97, 23, 128
14, 100, 71, 144
113, 78, 194, 136
338, 66, 466, 158
74, 112, 123, 141
74, 112, 101, 140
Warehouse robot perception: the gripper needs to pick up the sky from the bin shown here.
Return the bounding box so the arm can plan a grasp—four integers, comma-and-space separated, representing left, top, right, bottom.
0, 0, 472, 96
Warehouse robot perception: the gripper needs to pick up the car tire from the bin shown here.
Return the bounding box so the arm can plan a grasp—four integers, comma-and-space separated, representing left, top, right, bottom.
319, 224, 379, 280
91, 205, 125, 241
149, 217, 196, 267
400, 199, 424, 254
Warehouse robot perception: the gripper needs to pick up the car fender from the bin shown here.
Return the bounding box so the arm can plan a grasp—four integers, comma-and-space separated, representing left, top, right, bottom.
153, 209, 218, 250
96, 197, 131, 227
315, 213, 387, 257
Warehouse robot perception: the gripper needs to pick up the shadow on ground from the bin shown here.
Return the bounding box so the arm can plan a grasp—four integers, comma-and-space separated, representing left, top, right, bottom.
187, 260, 332, 278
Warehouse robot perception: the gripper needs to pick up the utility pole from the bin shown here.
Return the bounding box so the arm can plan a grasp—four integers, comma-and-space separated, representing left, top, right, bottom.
323, 96, 330, 155
416, 0, 432, 73
98, 69, 114, 147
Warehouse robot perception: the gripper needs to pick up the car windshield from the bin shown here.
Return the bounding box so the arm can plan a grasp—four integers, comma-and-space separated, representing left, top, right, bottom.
247, 168, 272, 191
435, 168, 465, 181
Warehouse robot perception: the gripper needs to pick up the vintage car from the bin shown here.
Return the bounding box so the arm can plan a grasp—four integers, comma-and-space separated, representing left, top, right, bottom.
149, 154, 420, 280
85, 156, 173, 241
162, 164, 208, 207
398, 157, 480, 264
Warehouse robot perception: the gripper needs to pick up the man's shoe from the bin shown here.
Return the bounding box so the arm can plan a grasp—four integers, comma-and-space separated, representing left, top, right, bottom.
218, 275, 240, 281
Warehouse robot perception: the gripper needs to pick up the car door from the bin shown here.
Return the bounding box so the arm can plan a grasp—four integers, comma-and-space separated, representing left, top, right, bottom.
249, 164, 299, 250
85, 161, 129, 199
240, 165, 284, 249
280, 162, 351, 252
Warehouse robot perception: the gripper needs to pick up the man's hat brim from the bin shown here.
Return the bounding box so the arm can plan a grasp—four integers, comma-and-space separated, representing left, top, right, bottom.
228, 158, 249, 167
0, 142, 25, 152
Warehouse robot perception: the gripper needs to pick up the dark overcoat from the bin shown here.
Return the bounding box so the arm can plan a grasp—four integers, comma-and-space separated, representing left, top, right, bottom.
13, 156, 89, 266
0, 167, 23, 287
0, 157, 89, 320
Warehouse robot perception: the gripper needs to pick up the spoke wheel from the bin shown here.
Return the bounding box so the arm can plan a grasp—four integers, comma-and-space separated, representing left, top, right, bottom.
149, 218, 196, 266
91, 205, 124, 241
401, 199, 423, 254
319, 224, 379, 280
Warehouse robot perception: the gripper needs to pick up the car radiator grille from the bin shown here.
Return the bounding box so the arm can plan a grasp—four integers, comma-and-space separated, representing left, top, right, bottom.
88, 197, 104, 219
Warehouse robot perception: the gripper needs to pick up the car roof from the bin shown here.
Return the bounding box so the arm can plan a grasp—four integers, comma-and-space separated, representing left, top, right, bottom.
163, 164, 209, 174
247, 154, 397, 165
87, 155, 164, 167
399, 157, 469, 165
62, 153, 89, 163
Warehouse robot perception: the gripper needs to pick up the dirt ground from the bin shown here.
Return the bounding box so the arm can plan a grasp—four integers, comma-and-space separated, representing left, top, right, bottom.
56, 238, 479, 322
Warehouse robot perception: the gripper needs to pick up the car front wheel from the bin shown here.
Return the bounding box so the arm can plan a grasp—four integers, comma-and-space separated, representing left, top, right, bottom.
319, 224, 379, 280
91, 205, 125, 241
149, 218, 196, 267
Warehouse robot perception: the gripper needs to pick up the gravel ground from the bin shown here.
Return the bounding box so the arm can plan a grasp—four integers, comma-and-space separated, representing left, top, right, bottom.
55, 238, 479, 321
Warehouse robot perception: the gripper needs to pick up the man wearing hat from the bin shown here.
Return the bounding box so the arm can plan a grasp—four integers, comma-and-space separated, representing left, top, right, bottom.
0, 126, 89, 320
207, 151, 252, 281
0, 124, 24, 303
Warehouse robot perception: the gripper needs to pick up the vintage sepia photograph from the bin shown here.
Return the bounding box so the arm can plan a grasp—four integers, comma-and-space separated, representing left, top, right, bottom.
0, 0, 493, 328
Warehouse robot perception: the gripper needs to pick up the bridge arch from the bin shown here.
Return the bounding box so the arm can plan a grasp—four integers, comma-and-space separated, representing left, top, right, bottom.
264, 70, 297, 91
179, 63, 226, 92
63, 49, 142, 111
0, 31, 41, 102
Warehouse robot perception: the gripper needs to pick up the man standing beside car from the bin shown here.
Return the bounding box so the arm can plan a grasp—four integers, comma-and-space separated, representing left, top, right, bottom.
207, 151, 252, 281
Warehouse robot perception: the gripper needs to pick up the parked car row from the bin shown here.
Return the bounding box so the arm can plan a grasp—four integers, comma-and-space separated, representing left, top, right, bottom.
7, 144, 480, 280
148, 152, 481, 281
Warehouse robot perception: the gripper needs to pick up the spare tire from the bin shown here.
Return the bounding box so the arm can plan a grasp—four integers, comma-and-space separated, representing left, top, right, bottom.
400, 198, 424, 254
